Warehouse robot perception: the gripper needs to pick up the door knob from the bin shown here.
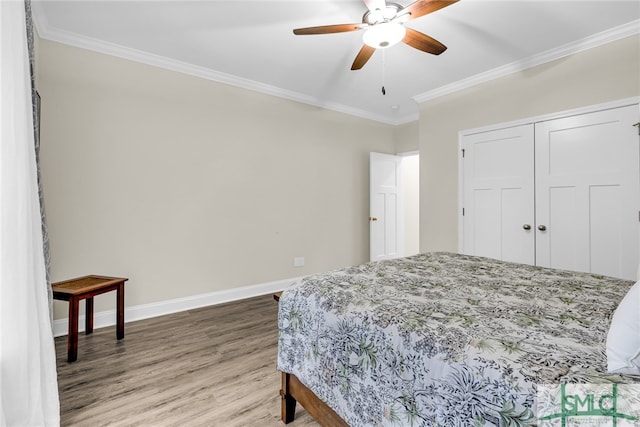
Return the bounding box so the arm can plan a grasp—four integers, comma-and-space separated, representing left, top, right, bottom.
369, 217, 378, 221
522, 224, 531, 230
538, 225, 547, 231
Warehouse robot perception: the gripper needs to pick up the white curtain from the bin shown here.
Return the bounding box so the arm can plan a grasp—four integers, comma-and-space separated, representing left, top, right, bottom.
0, 1, 60, 426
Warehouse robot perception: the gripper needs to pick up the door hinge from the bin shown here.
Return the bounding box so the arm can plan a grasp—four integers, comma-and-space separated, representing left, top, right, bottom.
634, 122, 640, 136
462, 207, 465, 216
461, 148, 465, 158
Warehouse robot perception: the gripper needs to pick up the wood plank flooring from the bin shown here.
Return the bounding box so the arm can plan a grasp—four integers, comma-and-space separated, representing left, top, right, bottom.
55, 295, 319, 426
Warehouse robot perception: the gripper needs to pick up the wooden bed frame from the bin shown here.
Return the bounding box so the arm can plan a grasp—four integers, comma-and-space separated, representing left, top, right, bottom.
280, 372, 348, 426
274, 292, 348, 426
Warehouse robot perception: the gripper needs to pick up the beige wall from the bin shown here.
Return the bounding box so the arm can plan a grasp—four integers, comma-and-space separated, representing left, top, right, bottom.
393, 121, 419, 153
37, 39, 396, 319
419, 34, 640, 253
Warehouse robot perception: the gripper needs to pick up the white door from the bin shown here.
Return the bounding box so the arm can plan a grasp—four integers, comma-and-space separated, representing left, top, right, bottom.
370, 152, 403, 261
461, 124, 535, 264
535, 105, 640, 280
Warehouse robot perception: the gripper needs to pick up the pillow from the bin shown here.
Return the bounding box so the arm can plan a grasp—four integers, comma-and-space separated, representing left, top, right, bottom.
607, 280, 640, 375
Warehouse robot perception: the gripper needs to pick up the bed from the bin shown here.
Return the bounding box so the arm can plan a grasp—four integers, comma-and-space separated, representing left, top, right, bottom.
276, 252, 640, 426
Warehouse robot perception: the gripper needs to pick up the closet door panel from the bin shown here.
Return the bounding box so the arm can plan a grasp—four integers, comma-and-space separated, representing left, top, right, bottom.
461, 124, 535, 264
590, 185, 623, 277
535, 105, 639, 280
542, 186, 588, 273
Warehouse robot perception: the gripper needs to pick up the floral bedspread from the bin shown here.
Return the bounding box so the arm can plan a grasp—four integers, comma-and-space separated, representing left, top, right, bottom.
276, 252, 639, 426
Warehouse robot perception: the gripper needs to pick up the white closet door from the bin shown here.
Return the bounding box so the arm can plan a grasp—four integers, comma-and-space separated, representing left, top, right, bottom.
535, 105, 640, 280
461, 124, 535, 264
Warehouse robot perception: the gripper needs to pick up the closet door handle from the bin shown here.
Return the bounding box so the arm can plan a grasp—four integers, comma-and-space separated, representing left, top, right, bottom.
522, 224, 531, 230
538, 225, 547, 231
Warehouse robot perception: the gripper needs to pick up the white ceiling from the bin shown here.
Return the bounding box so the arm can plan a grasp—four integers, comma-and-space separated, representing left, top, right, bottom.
32, 0, 640, 125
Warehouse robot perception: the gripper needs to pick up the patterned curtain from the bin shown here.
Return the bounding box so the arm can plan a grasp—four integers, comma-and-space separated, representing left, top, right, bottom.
24, 0, 53, 315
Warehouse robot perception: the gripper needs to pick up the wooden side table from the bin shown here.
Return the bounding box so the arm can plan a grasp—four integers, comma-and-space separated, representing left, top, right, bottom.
52, 275, 128, 362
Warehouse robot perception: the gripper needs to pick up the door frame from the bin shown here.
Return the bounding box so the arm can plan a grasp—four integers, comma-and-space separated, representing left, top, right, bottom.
457, 96, 640, 252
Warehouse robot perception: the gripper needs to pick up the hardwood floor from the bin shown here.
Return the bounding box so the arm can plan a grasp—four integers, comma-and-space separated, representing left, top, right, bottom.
55, 295, 319, 426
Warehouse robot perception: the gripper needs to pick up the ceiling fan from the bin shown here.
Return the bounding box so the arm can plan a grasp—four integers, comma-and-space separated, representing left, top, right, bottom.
293, 0, 458, 70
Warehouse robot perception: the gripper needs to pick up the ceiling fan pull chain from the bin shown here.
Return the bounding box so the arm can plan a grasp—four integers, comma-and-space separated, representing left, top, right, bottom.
381, 50, 386, 95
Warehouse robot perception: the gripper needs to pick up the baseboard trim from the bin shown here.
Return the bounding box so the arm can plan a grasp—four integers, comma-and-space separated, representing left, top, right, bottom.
53, 276, 301, 337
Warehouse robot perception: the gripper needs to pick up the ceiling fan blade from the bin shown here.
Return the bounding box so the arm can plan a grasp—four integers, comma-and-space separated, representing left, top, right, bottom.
293, 23, 362, 35
402, 28, 447, 55
363, 0, 387, 11
351, 45, 376, 70
401, 0, 458, 21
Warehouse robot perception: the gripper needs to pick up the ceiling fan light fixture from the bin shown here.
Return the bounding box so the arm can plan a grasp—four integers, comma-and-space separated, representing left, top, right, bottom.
363, 22, 406, 49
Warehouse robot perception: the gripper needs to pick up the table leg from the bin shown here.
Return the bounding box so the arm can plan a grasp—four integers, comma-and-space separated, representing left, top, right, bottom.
68, 296, 79, 362
116, 283, 124, 340
85, 297, 94, 334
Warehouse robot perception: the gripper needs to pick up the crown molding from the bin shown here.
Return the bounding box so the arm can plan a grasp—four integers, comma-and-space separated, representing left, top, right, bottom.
32, 2, 638, 126
413, 19, 640, 104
